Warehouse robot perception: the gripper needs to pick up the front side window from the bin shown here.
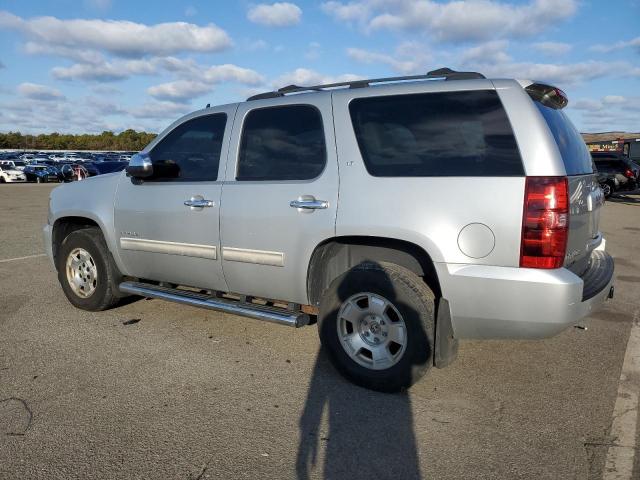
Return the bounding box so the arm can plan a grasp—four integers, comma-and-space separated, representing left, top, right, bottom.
237, 105, 326, 181
349, 90, 523, 177
149, 113, 227, 182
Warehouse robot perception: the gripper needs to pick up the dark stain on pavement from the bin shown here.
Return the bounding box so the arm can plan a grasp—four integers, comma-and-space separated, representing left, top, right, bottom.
0, 397, 33, 436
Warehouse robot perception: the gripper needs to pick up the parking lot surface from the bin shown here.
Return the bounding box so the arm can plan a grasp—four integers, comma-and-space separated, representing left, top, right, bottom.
0, 183, 639, 479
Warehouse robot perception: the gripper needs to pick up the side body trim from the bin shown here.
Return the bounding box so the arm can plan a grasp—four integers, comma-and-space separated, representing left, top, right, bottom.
222, 247, 285, 267
120, 238, 217, 260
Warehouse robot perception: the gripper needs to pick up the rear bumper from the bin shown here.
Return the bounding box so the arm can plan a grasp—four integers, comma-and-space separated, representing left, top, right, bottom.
436, 250, 615, 339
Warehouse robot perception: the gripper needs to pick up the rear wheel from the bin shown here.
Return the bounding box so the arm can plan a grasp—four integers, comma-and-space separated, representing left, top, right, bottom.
57, 227, 122, 311
318, 262, 435, 393
601, 182, 612, 198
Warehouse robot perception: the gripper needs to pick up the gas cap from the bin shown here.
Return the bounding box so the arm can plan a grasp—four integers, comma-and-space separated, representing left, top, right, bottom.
457, 223, 495, 259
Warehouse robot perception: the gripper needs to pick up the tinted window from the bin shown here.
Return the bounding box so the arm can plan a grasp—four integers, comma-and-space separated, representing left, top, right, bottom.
149, 113, 227, 181
535, 103, 592, 175
237, 105, 326, 181
629, 141, 640, 161
349, 90, 523, 177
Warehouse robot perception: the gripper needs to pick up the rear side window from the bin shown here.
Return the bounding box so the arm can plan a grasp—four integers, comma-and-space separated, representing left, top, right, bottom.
535, 103, 592, 175
149, 113, 227, 182
237, 105, 326, 181
349, 90, 523, 177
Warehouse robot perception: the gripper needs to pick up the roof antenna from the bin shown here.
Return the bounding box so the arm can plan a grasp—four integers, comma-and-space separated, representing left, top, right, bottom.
205, 103, 210, 108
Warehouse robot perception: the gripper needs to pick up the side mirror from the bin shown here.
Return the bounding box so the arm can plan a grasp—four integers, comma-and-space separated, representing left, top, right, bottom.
60, 164, 74, 181
126, 153, 153, 179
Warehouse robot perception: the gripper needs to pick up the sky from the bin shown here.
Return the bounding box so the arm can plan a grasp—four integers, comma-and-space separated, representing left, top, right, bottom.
0, 0, 638, 135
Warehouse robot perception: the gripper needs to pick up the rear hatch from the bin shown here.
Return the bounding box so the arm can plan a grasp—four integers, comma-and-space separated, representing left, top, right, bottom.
534, 101, 603, 276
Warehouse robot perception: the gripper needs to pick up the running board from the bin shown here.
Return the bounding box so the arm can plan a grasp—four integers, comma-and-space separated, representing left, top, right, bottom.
119, 281, 310, 327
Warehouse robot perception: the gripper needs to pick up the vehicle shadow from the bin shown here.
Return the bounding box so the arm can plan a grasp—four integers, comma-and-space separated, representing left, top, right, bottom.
296, 262, 425, 480
296, 352, 422, 480
608, 193, 640, 205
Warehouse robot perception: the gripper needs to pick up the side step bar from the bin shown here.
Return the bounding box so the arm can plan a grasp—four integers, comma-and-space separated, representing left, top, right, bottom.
119, 281, 310, 327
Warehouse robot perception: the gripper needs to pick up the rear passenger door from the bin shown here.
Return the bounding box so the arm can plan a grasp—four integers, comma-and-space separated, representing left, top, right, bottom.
220, 95, 338, 305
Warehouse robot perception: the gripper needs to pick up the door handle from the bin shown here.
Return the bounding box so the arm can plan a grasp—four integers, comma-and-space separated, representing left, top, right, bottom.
289, 199, 329, 210
184, 198, 214, 208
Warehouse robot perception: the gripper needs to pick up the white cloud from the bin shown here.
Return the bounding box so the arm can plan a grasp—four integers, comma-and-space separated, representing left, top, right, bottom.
347, 42, 431, 74
321, 0, 577, 42
590, 36, 640, 53
147, 80, 213, 101
459, 40, 511, 64
52, 59, 157, 81
202, 64, 265, 85
129, 100, 191, 119
23, 41, 106, 64
247, 2, 302, 27
272, 68, 362, 88
321, 1, 370, 22
17, 82, 64, 101
0, 11, 232, 58
533, 41, 572, 56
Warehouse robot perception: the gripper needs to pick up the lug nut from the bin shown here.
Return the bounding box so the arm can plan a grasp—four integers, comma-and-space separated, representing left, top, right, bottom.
382, 332, 387, 337
374, 337, 379, 343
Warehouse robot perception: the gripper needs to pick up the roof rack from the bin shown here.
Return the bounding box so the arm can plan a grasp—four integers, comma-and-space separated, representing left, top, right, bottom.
247, 67, 485, 101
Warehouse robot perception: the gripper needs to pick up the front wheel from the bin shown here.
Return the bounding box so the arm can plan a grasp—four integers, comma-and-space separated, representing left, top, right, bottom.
601, 183, 612, 199
318, 262, 435, 393
57, 227, 122, 311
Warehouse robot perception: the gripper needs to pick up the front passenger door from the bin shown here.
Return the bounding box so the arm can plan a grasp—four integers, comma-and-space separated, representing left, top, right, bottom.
114, 106, 234, 291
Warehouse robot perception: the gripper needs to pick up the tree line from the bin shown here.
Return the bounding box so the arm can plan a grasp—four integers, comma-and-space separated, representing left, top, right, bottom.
0, 130, 157, 151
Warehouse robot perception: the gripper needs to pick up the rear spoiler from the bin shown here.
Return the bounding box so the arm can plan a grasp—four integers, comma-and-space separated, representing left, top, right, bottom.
525, 83, 568, 110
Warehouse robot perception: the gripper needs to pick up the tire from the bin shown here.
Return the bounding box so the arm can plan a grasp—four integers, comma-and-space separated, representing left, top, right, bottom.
57, 227, 122, 311
602, 183, 612, 199
0, 177, 5, 183
318, 262, 435, 393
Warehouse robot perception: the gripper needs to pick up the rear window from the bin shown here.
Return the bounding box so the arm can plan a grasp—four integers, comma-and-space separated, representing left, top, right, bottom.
535, 103, 593, 175
348, 90, 523, 177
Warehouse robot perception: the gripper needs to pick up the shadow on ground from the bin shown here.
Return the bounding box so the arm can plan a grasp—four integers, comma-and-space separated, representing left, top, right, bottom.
296, 351, 422, 480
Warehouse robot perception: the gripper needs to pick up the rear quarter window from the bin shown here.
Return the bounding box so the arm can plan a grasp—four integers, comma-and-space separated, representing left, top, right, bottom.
348, 90, 523, 177
535, 103, 593, 175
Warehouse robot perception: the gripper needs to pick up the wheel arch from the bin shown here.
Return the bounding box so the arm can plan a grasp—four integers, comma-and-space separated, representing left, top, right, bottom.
306, 236, 441, 306
52, 216, 102, 269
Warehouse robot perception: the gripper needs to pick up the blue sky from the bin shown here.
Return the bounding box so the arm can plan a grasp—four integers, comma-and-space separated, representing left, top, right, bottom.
0, 0, 638, 134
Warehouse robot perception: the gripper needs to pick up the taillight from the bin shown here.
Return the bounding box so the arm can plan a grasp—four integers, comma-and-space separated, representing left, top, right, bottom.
520, 177, 569, 269
624, 168, 634, 179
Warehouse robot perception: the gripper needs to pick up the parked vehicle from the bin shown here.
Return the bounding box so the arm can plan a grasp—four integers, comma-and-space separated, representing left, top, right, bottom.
44, 68, 614, 392
588, 138, 640, 164
0, 159, 27, 171
592, 152, 639, 195
23, 165, 59, 183
0, 164, 27, 183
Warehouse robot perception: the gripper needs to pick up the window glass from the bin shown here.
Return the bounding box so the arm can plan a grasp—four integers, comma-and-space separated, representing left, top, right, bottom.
349, 90, 523, 177
149, 113, 227, 181
534, 103, 593, 175
237, 105, 326, 181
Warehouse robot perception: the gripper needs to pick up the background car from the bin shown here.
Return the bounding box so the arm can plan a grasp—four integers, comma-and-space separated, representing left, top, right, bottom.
0, 165, 27, 183
591, 152, 639, 195
23, 165, 59, 183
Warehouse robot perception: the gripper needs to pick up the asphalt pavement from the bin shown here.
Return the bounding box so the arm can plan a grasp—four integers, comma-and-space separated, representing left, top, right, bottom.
0, 183, 638, 479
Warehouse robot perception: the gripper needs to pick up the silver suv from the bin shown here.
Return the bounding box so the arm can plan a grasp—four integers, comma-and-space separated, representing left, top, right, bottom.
44, 68, 614, 392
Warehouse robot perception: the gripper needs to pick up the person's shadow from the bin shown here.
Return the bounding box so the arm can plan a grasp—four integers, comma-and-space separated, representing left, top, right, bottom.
296, 262, 425, 479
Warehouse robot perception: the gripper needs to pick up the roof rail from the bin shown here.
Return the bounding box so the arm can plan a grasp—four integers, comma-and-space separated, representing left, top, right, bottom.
247, 67, 485, 101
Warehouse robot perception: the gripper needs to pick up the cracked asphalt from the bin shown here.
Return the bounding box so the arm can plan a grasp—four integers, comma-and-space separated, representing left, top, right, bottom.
0, 183, 638, 479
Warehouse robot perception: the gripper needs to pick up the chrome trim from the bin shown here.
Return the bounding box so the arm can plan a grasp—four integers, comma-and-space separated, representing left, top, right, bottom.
120, 238, 217, 260
222, 247, 284, 267
119, 281, 309, 327
289, 199, 329, 210
184, 198, 214, 208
